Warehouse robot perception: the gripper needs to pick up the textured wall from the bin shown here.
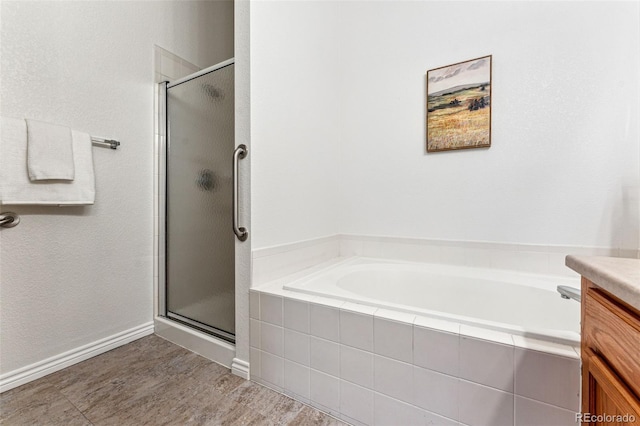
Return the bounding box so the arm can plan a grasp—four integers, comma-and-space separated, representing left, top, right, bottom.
250, 1, 342, 249
338, 1, 639, 250
250, 1, 639, 251
0, 0, 233, 375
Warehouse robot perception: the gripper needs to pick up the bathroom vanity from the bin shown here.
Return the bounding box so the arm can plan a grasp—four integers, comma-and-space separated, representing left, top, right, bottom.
566, 256, 640, 425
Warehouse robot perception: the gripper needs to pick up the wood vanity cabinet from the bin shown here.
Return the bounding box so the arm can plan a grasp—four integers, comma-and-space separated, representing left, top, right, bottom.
581, 278, 640, 425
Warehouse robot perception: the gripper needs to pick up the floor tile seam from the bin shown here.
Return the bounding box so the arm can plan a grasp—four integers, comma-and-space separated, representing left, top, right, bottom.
2, 383, 96, 426
60, 391, 96, 426
0, 383, 66, 421
80, 398, 134, 424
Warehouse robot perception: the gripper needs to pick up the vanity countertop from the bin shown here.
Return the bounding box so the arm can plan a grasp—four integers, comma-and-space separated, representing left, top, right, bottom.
566, 255, 640, 311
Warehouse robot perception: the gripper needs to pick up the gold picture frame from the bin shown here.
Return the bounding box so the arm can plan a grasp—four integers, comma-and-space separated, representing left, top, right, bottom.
426, 55, 492, 152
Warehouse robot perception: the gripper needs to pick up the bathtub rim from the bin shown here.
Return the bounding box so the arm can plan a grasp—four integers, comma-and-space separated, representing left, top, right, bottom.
283, 256, 580, 292
281, 256, 581, 345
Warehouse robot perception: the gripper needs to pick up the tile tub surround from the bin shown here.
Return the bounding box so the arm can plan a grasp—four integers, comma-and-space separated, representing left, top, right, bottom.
249, 288, 581, 426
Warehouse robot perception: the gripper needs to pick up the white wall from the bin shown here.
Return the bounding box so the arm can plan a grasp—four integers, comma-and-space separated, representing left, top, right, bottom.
0, 0, 233, 376
250, 1, 639, 252
250, 0, 342, 248
339, 1, 639, 250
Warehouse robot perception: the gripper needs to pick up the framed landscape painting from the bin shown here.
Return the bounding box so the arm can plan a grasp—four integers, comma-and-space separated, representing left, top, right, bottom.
426, 55, 492, 152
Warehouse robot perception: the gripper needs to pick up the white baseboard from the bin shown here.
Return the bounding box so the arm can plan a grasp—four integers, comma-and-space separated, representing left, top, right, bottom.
231, 357, 250, 379
0, 322, 154, 393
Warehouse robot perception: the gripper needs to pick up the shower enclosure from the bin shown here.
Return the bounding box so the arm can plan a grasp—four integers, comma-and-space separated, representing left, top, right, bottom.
160, 59, 246, 344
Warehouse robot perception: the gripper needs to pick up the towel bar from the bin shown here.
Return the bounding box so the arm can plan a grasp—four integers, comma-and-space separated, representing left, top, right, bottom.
0, 212, 20, 228
91, 137, 120, 149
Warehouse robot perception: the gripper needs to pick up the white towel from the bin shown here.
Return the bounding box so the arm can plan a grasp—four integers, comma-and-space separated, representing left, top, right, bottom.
0, 116, 95, 205
26, 119, 75, 181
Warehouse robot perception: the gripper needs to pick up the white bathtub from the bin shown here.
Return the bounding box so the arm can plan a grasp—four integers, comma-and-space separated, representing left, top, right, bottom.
283, 257, 581, 345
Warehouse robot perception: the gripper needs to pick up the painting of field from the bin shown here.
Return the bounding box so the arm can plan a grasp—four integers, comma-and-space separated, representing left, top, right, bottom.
427, 56, 491, 152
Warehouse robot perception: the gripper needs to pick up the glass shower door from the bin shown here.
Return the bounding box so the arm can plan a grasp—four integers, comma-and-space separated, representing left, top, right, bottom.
165, 62, 235, 342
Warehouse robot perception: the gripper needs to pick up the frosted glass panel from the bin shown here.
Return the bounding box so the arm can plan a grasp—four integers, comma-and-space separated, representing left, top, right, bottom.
166, 64, 235, 340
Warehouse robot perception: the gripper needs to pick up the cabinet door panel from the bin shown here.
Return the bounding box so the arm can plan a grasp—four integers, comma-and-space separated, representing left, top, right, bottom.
583, 349, 640, 425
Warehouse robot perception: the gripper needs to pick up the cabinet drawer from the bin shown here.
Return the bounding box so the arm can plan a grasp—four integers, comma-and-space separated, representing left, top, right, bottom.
584, 287, 640, 399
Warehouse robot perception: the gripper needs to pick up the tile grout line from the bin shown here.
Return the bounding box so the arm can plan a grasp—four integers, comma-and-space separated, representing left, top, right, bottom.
61, 391, 96, 426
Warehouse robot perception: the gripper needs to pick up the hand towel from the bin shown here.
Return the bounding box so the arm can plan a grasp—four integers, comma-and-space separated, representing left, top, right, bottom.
1, 116, 95, 205
26, 119, 75, 181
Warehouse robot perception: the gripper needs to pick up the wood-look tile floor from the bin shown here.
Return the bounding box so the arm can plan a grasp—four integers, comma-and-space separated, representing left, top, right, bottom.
0, 335, 347, 426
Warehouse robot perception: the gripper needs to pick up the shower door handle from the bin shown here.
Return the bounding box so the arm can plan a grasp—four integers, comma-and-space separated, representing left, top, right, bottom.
233, 144, 248, 241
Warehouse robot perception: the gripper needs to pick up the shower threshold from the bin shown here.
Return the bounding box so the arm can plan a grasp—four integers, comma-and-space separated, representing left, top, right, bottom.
166, 312, 235, 344
154, 316, 236, 372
